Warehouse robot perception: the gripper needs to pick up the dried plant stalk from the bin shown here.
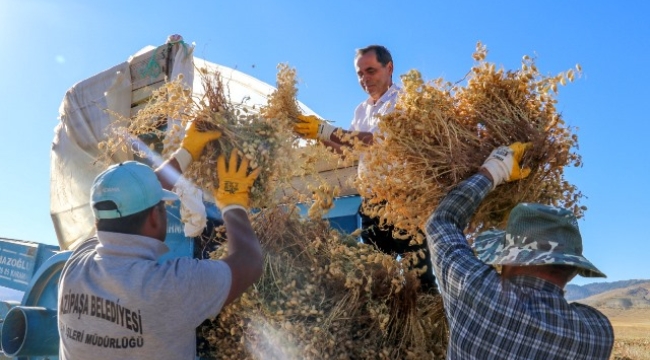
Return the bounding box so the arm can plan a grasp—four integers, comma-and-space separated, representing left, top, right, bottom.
97, 61, 450, 358
198, 208, 448, 359
99, 65, 341, 212
356, 42, 584, 242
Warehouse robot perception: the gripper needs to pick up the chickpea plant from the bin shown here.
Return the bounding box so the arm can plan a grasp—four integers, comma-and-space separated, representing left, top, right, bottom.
198, 208, 449, 359
355, 42, 585, 243
98, 64, 341, 213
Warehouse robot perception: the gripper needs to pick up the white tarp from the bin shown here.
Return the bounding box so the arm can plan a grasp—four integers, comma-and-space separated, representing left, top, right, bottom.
50, 41, 316, 251
50, 61, 132, 251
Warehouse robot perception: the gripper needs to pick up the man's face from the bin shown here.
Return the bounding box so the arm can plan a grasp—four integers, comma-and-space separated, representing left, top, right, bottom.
355, 50, 393, 102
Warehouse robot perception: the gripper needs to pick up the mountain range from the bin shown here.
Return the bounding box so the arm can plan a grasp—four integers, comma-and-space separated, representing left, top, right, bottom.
566, 279, 650, 309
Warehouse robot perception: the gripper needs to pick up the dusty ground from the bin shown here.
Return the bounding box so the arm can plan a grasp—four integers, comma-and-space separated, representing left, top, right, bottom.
599, 308, 650, 360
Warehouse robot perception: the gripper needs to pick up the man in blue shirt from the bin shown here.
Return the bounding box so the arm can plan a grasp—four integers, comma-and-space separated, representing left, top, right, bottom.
425, 142, 613, 359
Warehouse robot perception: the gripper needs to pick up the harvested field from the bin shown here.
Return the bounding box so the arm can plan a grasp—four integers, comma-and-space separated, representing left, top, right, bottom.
599, 308, 650, 360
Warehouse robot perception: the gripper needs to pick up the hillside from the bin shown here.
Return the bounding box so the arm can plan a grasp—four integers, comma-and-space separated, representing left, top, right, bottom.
576, 281, 650, 358
565, 279, 650, 302
575, 280, 650, 309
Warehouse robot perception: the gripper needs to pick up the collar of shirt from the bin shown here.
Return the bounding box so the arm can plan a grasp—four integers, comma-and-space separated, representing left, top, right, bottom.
95, 231, 169, 260
507, 275, 565, 296
362, 83, 400, 107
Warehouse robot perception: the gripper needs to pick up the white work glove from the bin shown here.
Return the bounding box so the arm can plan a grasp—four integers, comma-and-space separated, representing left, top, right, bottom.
481, 142, 532, 189
173, 177, 207, 237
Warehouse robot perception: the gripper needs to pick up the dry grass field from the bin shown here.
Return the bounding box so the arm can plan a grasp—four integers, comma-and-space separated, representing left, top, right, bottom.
600, 308, 650, 360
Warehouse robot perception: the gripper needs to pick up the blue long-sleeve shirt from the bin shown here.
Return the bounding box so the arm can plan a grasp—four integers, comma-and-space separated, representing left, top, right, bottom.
425, 174, 613, 360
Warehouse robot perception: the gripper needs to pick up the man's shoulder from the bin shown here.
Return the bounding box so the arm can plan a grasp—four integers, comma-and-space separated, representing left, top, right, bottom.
570, 301, 611, 318
354, 99, 368, 110
69, 237, 99, 259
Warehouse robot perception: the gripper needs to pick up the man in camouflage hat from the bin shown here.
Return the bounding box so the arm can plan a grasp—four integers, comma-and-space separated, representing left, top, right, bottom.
425, 142, 613, 359
472, 203, 607, 278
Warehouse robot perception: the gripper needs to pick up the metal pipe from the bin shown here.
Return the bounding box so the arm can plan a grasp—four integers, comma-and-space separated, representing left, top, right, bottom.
0, 300, 20, 354
1, 306, 59, 357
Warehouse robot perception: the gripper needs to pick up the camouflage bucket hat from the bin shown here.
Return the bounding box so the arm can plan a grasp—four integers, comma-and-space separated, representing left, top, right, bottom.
472, 203, 606, 278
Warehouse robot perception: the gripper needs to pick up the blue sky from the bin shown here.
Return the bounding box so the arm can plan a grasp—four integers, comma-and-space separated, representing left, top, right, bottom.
0, 0, 648, 286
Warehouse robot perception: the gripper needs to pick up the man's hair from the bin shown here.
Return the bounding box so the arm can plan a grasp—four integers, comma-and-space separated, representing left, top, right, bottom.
356, 45, 393, 67
95, 201, 162, 234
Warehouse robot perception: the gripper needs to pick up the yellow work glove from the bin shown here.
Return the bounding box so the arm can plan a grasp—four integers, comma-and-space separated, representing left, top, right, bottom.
181, 120, 222, 160
294, 115, 337, 142
172, 120, 222, 172
214, 151, 261, 214
481, 142, 532, 189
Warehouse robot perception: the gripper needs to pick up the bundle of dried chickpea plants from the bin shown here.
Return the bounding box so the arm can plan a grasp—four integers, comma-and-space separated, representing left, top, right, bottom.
100, 63, 325, 209
352, 42, 585, 244
99, 64, 447, 359
200, 208, 447, 359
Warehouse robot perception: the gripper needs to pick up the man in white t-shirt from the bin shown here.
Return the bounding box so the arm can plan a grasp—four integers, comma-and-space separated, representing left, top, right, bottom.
294, 45, 438, 293
58, 124, 263, 359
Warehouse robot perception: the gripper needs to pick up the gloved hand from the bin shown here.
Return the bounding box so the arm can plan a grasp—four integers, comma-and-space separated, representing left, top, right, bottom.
172, 120, 222, 172
181, 120, 222, 160
214, 151, 261, 214
481, 142, 532, 189
294, 114, 337, 142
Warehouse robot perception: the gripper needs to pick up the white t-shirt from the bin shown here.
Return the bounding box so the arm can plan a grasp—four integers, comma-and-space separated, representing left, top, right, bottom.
58, 232, 232, 360
350, 84, 400, 176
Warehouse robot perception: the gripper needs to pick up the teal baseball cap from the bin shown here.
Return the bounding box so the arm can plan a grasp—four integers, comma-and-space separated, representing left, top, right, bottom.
90, 161, 178, 219
472, 203, 606, 278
